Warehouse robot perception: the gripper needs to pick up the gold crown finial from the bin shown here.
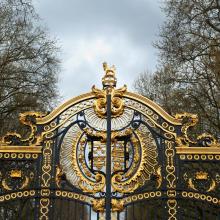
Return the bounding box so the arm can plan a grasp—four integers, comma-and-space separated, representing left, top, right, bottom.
102, 62, 117, 88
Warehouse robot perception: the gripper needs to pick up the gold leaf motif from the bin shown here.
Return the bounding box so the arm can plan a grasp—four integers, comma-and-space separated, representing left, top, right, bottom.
91, 198, 105, 212
111, 199, 124, 212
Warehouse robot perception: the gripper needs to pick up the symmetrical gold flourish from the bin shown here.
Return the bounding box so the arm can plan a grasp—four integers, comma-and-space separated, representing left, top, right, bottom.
92, 85, 127, 118
185, 171, 218, 192
92, 62, 127, 118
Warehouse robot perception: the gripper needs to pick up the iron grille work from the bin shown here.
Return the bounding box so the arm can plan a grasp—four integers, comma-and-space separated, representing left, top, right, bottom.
0, 63, 220, 220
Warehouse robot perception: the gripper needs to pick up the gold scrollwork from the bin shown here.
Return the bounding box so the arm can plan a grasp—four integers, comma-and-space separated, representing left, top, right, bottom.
92, 85, 127, 118
0, 112, 45, 146
60, 128, 106, 194
175, 113, 198, 147
112, 130, 158, 193
92, 62, 127, 118
175, 113, 220, 148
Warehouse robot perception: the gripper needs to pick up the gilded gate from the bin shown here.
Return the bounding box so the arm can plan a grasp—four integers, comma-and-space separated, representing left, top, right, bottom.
0, 63, 220, 220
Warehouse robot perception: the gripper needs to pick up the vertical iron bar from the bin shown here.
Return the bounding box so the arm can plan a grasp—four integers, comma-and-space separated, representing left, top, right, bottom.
106, 94, 112, 220
91, 140, 94, 171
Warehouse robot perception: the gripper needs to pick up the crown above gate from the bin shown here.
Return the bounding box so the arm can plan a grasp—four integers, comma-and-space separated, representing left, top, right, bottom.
102, 62, 117, 88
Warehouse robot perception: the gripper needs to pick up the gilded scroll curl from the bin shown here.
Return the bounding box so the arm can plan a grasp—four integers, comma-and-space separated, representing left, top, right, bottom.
175, 113, 220, 148
0, 111, 45, 146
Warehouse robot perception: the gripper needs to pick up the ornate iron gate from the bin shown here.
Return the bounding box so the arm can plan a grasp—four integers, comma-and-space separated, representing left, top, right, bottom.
0, 63, 220, 220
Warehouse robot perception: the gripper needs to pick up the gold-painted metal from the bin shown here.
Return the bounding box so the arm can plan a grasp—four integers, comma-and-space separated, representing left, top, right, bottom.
0, 112, 45, 146
195, 171, 208, 180
0, 146, 42, 153
84, 127, 132, 143
111, 199, 124, 212
2, 180, 12, 191
10, 170, 22, 178
65, 130, 106, 193
175, 113, 220, 149
155, 166, 162, 189
184, 171, 218, 192
92, 85, 127, 118
0, 190, 36, 203
165, 140, 176, 189
2, 176, 29, 191
207, 180, 217, 192
176, 147, 220, 154
124, 92, 182, 125
123, 191, 162, 205
167, 199, 177, 220
91, 198, 105, 212
55, 165, 63, 188
181, 191, 220, 205
188, 178, 197, 191
112, 129, 158, 193
175, 113, 198, 147
36, 92, 95, 124
165, 140, 177, 220
0, 63, 220, 218
41, 140, 53, 188
102, 62, 117, 88
92, 62, 127, 118
39, 198, 50, 220
197, 133, 220, 147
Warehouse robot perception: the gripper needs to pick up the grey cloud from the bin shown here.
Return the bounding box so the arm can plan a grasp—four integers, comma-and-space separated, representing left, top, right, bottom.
33, 0, 165, 103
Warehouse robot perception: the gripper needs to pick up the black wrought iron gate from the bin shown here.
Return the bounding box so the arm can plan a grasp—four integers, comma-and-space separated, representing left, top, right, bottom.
0, 63, 220, 220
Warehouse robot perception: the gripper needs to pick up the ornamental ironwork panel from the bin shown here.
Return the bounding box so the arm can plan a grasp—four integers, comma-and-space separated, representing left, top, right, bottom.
0, 63, 220, 220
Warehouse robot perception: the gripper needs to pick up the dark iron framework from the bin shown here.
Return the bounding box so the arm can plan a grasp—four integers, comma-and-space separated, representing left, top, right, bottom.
0, 63, 220, 220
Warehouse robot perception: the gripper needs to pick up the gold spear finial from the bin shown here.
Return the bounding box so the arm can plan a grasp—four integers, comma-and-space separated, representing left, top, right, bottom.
102, 62, 117, 88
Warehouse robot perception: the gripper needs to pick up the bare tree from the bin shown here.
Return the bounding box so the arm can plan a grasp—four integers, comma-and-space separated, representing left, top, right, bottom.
135, 0, 220, 137
0, 0, 60, 135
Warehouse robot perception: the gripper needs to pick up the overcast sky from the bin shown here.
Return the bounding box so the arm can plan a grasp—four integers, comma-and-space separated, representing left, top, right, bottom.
33, 0, 165, 103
